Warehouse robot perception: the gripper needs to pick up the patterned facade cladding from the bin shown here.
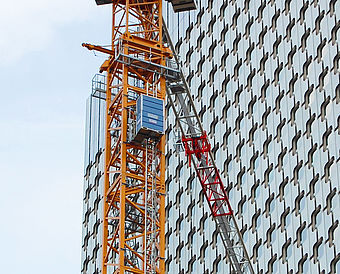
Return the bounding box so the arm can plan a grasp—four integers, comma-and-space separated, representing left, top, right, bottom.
163, 0, 339, 273
82, 95, 105, 274
81, 0, 340, 273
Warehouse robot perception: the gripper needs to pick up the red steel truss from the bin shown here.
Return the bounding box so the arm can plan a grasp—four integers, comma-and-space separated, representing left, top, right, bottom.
182, 133, 233, 217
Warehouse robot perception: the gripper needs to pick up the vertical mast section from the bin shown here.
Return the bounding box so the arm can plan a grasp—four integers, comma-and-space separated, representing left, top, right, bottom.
83, 1, 171, 273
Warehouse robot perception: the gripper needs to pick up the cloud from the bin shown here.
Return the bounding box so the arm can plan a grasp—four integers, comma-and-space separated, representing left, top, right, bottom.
0, 0, 94, 65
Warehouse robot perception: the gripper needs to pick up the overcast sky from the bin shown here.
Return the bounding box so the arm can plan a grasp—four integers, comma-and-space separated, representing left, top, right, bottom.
0, 1, 111, 273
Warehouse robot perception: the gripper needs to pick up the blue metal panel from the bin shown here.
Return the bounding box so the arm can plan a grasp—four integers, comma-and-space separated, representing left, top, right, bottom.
135, 95, 164, 138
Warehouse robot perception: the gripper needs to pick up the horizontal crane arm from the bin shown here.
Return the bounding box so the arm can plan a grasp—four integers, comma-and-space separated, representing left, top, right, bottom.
82, 43, 114, 56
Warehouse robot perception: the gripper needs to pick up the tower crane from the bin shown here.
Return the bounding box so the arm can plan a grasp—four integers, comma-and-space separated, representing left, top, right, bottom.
83, 0, 255, 273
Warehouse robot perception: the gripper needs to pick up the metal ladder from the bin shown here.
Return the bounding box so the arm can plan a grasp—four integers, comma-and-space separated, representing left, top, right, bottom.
163, 22, 255, 274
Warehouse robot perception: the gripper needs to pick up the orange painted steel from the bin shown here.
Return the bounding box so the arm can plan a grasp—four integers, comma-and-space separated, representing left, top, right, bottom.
83, 1, 168, 273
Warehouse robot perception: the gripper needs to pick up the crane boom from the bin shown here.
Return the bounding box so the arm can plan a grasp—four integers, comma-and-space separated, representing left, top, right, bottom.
162, 21, 255, 274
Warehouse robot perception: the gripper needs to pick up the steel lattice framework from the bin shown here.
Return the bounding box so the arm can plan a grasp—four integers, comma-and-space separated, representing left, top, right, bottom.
83, 1, 172, 273
83, 1, 255, 273
163, 22, 255, 274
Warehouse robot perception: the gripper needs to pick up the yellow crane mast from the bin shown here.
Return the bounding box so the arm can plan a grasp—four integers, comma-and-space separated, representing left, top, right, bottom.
83, 1, 254, 273
83, 0, 172, 273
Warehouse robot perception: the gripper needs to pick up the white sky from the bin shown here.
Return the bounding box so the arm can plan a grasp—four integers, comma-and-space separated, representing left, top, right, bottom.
0, 1, 111, 273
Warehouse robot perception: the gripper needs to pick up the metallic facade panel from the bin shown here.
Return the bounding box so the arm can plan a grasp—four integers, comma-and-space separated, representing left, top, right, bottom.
163, 0, 340, 273
82, 0, 340, 273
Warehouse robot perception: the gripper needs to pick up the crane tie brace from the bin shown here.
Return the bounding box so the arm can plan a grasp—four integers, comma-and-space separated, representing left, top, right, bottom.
162, 21, 255, 274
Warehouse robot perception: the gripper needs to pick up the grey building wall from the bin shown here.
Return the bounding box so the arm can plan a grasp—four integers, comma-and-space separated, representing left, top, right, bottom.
164, 0, 340, 273
81, 1, 340, 273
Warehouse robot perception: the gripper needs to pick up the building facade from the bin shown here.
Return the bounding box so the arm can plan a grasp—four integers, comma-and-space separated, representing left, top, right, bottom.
82, 1, 340, 273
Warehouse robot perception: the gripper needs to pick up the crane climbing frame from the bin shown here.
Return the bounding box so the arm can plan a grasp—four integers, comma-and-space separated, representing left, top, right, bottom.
83, 0, 254, 273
